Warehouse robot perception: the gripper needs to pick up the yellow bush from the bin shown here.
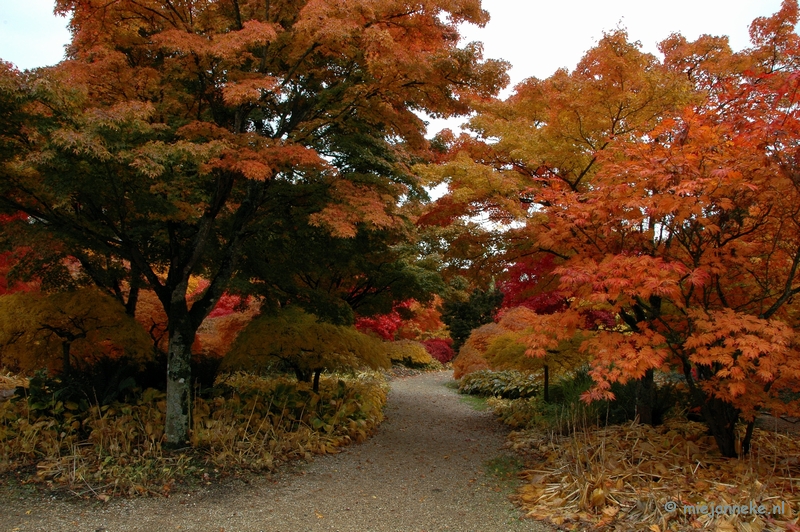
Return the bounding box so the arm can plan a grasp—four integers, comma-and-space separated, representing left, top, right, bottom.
222, 307, 389, 389
386, 340, 434, 367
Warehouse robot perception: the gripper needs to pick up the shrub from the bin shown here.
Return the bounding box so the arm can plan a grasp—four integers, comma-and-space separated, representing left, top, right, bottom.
0, 371, 388, 496
386, 340, 434, 368
482, 369, 686, 433
223, 307, 390, 392
458, 370, 540, 399
421, 338, 455, 363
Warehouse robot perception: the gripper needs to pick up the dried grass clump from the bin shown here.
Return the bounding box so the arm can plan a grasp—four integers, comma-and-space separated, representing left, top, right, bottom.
511, 420, 800, 531
0, 372, 387, 498
0, 371, 27, 390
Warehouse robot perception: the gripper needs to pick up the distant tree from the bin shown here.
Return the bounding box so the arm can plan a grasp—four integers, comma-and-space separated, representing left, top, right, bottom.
441, 284, 504, 352
454, 306, 588, 400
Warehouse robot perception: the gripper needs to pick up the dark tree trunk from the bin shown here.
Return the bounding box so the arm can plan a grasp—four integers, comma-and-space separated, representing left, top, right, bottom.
313, 369, 322, 393
680, 355, 742, 458
742, 419, 756, 456
543, 364, 550, 403
636, 369, 655, 425
700, 395, 741, 458
164, 316, 197, 448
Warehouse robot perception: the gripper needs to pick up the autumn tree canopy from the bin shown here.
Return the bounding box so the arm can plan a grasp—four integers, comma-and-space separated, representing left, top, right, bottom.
425, 1, 800, 457
0, 0, 508, 445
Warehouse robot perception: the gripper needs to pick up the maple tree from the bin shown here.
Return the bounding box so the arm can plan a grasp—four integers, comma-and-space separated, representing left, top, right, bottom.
428, 2, 800, 457
452, 306, 587, 400
354, 297, 447, 341
420, 338, 454, 363
237, 184, 444, 325
0, 288, 152, 376
0, 0, 507, 444
223, 307, 388, 392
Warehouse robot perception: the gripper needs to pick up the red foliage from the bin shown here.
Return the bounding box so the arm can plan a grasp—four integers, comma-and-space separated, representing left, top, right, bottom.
207, 292, 249, 318
421, 338, 455, 363
499, 256, 566, 315
187, 278, 249, 318
355, 311, 403, 340
416, 195, 471, 228
0, 213, 40, 295
356, 300, 446, 342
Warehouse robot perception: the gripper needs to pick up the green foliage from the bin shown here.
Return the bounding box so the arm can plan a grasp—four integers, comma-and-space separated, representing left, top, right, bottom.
0, 372, 387, 496
484, 370, 686, 433
222, 307, 390, 386
441, 285, 504, 352
482, 334, 542, 372
458, 370, 540, 399
239, 189, 445, 325
386, 339, 435, 368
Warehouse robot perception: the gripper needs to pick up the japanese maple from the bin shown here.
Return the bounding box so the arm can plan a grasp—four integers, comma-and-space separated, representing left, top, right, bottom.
429, 2, 800, 457
0, 0, 507, 444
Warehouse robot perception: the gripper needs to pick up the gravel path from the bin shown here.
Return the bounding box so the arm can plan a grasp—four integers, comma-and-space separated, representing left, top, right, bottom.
0, 371, 553, 532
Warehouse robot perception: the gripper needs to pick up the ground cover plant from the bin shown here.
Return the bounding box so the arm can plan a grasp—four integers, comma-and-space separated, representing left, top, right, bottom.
0, 371, 387, 497
458, 369, 540, 399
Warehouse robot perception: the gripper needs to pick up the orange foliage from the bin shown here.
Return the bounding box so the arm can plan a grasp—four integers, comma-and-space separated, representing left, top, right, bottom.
434, 2, 800, 456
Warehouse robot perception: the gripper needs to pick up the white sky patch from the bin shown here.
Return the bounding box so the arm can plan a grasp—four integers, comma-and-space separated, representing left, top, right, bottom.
0, 0, 70, 70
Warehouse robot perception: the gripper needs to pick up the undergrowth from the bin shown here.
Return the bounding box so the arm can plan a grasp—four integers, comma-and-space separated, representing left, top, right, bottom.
458, 370, 539, 399
460, 369, 684, 433
0, 371, 387, 497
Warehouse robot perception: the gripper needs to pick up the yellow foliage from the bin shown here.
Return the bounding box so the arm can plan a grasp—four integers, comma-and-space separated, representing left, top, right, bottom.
0, 372, 387, 495
0, 288, 154, 375
222, 307, 390, 378
453, 307, 589, 380
386, 339, 434, 367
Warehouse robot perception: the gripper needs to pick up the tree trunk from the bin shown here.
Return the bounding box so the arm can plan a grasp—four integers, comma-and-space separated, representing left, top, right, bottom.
742, 419, 756, 456
164, 319, 196, 447
543, 364, 550, 403
313, 369, 322, 393
700, 395, 740, 458
636, 369, 655, 425
61, 341, 73, 376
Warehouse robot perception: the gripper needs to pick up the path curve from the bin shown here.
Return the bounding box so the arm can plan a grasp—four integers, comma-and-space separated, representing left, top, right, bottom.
1, 371, 553, 531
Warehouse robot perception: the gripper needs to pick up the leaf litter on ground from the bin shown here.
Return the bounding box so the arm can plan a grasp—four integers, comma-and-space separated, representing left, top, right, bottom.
509, 420, 800, 531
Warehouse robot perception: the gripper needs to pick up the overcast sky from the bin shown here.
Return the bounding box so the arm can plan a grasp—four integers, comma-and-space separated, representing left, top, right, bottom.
0, 0, 790, 132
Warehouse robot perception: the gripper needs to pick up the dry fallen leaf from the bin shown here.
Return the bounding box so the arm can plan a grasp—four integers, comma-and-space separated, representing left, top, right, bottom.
510, 420, 800, 532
